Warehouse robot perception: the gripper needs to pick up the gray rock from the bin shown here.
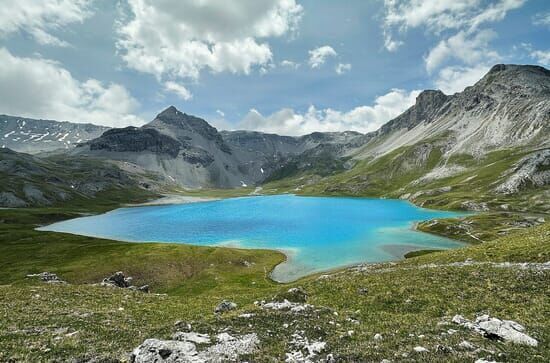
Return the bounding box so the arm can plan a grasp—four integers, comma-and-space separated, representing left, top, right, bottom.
475, 315, 538, 346
0, 192, 27, 207
102, 271, 131, 288
130, 339, 197, 363
131, 333, 259, 362
214, 300, 237, 313
453, 314, 538, 346
26, 272, 66, 284
461, 201, 490, 212
138, 285, 150, 293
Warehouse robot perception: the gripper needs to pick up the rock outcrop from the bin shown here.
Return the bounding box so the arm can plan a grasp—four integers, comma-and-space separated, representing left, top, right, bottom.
101, 271, 149, 292
452, 314, 538, 346
130, 332, 259, 362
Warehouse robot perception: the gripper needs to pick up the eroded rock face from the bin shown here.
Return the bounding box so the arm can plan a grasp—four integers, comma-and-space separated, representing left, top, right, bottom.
495, 149, 550, 194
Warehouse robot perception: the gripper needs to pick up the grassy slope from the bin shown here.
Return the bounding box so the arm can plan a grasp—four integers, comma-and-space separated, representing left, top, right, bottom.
1, 218, 548, 361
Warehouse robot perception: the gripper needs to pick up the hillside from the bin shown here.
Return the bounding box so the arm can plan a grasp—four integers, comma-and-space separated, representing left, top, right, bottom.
0, 148, 159, 207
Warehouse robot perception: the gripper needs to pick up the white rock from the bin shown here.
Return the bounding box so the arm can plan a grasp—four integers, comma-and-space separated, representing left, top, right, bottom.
413, 346, 429, 353
374, 333, 383, 341
475, 316, 538, 346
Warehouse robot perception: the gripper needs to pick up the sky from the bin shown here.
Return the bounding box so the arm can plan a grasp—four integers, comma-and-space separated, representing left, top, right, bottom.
0, 0, 548, 135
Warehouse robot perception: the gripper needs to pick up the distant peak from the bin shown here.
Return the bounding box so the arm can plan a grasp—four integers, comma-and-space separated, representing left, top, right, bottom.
157, 105, 181, 118
415, 89, 448, 106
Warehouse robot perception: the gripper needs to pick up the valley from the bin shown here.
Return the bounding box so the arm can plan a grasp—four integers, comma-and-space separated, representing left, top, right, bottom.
0, 64, 549, 362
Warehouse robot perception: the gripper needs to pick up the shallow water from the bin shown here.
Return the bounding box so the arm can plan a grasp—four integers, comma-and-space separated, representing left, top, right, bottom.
38, 195, 467, 282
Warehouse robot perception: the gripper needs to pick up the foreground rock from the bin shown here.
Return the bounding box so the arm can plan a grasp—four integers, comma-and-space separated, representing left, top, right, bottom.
26, 272, 66, 284
130, 333, 259, 362
100, 271, 149, 292
214, 300, 237, 313
452, 314, 538, 346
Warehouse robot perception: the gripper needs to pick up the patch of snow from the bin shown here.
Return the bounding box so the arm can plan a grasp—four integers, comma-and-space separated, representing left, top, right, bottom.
35, 132, 50, 141
58, 133, 69, 141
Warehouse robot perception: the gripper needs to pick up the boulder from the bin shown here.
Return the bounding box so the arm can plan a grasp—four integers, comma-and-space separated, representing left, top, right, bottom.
102, 271, 131, 288
214, 300, 237, 313
475, 315, 538, 346
452, 314, 538, 346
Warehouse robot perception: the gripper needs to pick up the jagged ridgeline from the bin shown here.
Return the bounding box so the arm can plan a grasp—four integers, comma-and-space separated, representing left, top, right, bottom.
0, 64, 549, 207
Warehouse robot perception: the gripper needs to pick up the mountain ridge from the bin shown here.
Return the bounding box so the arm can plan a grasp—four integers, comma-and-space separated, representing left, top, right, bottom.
1, 63, 548, 194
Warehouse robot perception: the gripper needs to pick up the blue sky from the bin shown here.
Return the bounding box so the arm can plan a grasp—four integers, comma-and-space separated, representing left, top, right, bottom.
0, 0, 548, 135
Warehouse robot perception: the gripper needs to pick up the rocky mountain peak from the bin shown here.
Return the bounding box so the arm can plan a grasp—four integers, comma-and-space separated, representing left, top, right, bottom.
467, 64, 550, 97
153, 106, 219, 135
156, 105, 179, 118
377, 89, 450, 134
415, 90, 448, 105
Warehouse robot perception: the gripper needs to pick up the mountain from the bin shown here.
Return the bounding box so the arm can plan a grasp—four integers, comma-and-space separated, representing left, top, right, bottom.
1, 64, 548, 207
285, 64, 549, 215
0, 148, 159, 207
356, 64, 549, 159
75, 106, 364, 188
0, 115, 109, 154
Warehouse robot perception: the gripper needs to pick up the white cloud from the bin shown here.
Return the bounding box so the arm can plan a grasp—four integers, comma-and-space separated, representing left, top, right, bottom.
335, 63, 352, 74
434, 64, 490, 94
117, 0, 303, 81
516, 43, 550, 68
530, 49, 550, 67
425, 29, 499, 73
382, 0, 525, 51
0, 0, 92, 46
164, 81, 192, 101
216, 109, 225, 118
308, 46, 337, 69
533, 11, 550, 27
0, 48, 143, 127
280, 59, 300, 69
232, 89, 421, 136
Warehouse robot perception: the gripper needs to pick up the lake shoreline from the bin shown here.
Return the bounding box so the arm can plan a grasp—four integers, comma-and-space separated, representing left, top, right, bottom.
38, 194, 467, 283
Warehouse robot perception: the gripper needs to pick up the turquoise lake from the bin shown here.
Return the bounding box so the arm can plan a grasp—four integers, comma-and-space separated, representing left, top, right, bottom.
38, 195, 466, 282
